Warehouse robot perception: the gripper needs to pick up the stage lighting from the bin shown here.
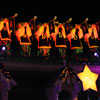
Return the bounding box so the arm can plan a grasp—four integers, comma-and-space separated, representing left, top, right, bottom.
2, 46, 6, 51
94, 52, 99, 57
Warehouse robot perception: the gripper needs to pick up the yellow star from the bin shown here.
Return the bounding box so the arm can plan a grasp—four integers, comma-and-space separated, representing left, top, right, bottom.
77, 64, 98, 91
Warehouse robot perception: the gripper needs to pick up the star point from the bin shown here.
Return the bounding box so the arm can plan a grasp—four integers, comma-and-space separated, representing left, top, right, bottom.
77, 64, 98, 91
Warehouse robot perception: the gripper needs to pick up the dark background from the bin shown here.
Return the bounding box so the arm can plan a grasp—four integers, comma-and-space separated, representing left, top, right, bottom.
0, 7, 100, 25
0, 7, 100, 100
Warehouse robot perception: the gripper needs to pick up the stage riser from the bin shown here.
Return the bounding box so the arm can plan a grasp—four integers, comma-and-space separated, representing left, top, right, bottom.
0, 61, 100, 74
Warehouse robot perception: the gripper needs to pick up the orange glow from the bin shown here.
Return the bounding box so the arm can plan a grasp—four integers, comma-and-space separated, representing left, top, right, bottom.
50, 26, 58, 41
35, 23, 50, 38
50, 33, 56, 41
15, 27, 24, 41
71, 47, 83, 50
70, 26, 83, 39
66, 34, 72, 43
35, 23, 50, 43
34, 25, 44, 38
0, 36, 12, 41
35, 23, 51, 49
79, 28, 84, 39
91, 25, 98, 39
20, 38, 31, 45
86, 25, 99, 48
44, 23, 50, 38
56, 45, 67, 48
77, 65, 98, 91
15, 22, 32, 45
0, 21, 4, 31
87, 25, 98, 41
57, 24, 66, 38
38, 46, 51, 49
0, 18, 12, 41
24, 23, 32, 37
84, 34, 90, 42
54, 24, 67, 48
88, 44, 99, 48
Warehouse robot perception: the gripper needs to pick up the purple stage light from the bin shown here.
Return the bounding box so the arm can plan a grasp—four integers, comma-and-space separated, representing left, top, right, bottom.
2, 46, 6, 51
94, 52, 99, 57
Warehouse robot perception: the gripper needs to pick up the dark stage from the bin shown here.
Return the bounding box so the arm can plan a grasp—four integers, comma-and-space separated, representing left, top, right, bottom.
1, 60, 100, 100
0, 8, 100, 100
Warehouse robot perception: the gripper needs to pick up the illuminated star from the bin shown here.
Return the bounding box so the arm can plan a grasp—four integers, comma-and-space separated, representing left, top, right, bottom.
77, 64, 98, 91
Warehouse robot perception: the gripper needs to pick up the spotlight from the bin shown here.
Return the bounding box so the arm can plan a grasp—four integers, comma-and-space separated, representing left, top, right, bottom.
2, 46, 6, 51
94, 52, 99, 57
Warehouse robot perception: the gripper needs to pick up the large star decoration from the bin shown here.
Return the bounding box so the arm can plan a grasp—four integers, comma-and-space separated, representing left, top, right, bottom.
77, 64, 98, 91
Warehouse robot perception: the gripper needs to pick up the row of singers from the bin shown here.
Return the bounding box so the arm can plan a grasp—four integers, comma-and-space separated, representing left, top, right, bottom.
15, 22, 99, 48
0, 18, 99, 48
0, 18, 100, 56
15, 21, 100, 57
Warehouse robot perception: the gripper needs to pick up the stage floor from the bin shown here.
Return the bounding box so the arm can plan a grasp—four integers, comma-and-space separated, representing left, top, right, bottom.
1, 60, 100, 74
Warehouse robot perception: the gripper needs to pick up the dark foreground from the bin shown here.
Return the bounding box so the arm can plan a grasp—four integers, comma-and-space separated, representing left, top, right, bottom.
8, 69, 100, 100
8, 70, 58, 100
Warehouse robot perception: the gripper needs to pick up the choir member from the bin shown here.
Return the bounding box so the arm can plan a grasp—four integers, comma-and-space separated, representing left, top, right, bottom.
15, 22, 32, 56
35, 23, 51, 58
0, 18, 12, 55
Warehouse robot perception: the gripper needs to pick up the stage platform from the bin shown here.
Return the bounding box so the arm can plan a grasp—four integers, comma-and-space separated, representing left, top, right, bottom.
7, 62, 100, 100
2, 58, 99, 100
0, 59, 100, 74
